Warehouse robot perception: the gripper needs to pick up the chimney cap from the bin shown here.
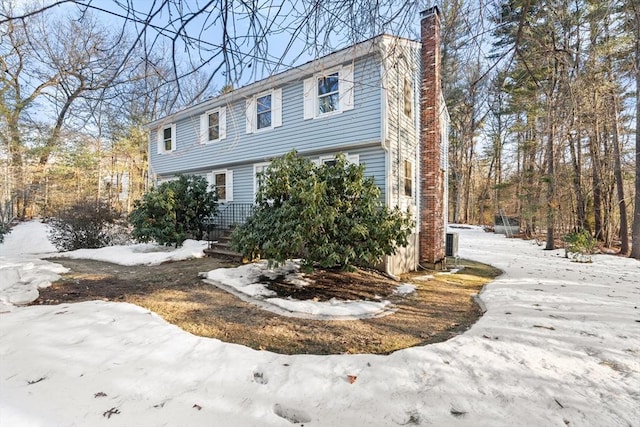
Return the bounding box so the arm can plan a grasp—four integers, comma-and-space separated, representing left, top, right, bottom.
420, 5, 441, 18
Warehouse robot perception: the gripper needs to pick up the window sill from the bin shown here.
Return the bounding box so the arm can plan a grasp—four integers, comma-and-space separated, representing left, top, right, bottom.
313, 109, 344, 120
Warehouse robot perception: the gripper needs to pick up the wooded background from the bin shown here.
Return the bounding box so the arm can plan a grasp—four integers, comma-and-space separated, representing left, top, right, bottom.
1, 0, 638, 257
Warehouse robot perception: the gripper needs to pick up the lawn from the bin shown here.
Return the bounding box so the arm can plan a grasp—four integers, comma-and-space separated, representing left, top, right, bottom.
33, 257, 500, 354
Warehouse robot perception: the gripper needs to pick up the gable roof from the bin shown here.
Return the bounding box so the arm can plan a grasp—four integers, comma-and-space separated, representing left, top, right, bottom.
146, 34, 420, 129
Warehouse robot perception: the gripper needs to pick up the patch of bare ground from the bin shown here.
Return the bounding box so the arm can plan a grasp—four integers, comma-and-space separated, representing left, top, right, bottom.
33, 257, 500, 355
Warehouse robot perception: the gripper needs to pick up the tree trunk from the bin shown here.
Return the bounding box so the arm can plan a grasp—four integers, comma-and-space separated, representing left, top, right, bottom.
610, 94, 629, 254
630, 0, 640, 259
568, 131, 586, 230
545, 113, 556, 250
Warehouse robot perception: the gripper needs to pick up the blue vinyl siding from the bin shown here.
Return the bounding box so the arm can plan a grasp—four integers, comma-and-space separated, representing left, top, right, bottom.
231, 166, 254, 203
156, 146, 387, 205
149, 56, 382, 177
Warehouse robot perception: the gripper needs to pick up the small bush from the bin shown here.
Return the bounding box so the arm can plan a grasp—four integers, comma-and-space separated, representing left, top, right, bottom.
564, 229, 596, 262
0, 223, 7, 243
232, 151, 413, 270
129, 175, 217, 247
48, 201, 122, 251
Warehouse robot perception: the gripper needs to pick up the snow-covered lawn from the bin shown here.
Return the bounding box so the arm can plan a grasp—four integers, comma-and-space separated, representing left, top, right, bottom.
0, 222, 639, 426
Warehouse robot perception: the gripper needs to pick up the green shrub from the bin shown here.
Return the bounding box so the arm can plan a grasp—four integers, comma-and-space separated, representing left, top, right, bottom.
0, 223, 7, 243
231, 151, 413, 270
563, 229, 596, 262
48, 201, 122, 251
129, 175, 217, 247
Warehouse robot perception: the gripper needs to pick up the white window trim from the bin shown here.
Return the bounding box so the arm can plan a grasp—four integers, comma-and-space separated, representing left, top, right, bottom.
316, 153, 360, 166
403, 76, 413, 119
209, 169, 233, 203
403, 159, 414, 199
156, 176, 178, 185
246, 88, 282, 134
303, 64, 354, 120
156, 123, 176, 154
199, 107, 227, 144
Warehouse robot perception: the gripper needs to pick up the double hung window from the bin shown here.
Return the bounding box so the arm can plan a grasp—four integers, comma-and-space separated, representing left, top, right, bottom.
209, 170, 233, 203
317, 72, 339, 114
246, 89, 282, 133
303, 65, 354, 120
199, 107, 227, 144
156, 123, 176, 154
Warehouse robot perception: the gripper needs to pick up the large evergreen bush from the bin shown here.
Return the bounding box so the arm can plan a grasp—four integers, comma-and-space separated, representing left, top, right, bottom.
232, 151, 413, 270
129, 175, 217, 247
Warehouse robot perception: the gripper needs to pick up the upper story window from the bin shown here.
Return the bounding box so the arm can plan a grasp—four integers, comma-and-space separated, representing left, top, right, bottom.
156, 123, 176, 154
208, 111, 220, 140
199, 107, 227, 144
318, 72, 339, 114
303, 64, 354, 120
246, 89, 282, 133
257, 94, 272, 129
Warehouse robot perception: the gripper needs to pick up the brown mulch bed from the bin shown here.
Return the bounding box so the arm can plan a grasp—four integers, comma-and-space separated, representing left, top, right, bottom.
32, 257, 500, 355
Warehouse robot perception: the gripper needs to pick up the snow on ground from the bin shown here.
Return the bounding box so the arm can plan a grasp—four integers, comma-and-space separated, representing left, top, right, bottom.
0, 221, 67, 312
1, 222, 639, 426
46, 239, 208, 266
0, 221, 207, 310
204, 261, 401, 320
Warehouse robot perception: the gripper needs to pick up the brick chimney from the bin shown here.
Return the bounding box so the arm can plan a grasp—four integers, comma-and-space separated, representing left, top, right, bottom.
419, 6, 446, 269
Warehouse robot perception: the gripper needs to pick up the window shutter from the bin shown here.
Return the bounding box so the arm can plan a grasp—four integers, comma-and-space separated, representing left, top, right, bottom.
272, 88, 282, 127
206, 172, 214, 190
225, 170, 234, 201
245, 98, 256, 134
303, 77, 314, 120
347, 154, 359, 165
156, 127, 163, 153
199, 113, 208, 144
219, 107, 227, 140
340, 64, 355, 111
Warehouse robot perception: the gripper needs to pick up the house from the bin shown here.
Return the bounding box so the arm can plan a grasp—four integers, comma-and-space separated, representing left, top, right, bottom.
146, 7, 448, 275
